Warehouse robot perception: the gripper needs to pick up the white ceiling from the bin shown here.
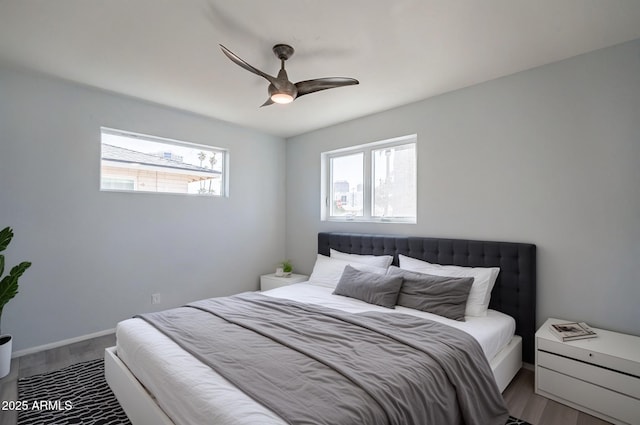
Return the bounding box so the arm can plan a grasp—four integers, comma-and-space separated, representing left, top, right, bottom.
1, 1, 640, 138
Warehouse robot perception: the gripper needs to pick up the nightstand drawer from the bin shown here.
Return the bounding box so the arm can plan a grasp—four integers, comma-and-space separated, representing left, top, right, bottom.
538, 337, 640, 376
538, 367, 640, 425
538, 350, 640, 399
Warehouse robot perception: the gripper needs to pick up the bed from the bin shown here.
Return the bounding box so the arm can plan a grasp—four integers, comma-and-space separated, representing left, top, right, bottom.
105, 232, 536, 425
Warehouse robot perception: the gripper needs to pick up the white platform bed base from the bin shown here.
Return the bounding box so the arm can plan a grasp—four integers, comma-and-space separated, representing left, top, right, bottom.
491, 335, 522, 392
105, 347, 174, 425
105, 335, 522, 425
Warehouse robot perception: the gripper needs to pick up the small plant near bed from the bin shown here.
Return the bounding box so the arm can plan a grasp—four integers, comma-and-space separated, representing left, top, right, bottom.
280, 260, 293, 274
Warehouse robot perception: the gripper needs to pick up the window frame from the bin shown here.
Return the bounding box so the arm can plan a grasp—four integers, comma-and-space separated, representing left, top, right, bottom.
100, 127, 229, 197
321, 134, 417, 224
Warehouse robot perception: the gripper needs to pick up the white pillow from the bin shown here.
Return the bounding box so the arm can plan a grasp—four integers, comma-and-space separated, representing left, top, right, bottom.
330, 249, 393, 269
398, 254, 500, 317
309, 254, 388, 288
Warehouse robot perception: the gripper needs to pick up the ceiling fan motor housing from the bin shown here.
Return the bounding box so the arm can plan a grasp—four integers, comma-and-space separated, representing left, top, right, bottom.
268, 82, 297, 102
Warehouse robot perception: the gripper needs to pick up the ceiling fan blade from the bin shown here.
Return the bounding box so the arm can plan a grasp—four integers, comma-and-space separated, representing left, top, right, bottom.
295, 77, 359, 98
260, 98, 275, 107
219, 44, 278, 86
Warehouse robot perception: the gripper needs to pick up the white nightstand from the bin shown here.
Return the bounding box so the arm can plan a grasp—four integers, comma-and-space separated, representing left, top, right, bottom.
535, 318, 640, 425
260, 273, 309, 291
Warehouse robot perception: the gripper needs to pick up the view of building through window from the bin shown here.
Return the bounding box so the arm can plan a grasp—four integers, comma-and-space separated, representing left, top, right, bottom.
100, 128, 227, 196
330, 152, 363, 216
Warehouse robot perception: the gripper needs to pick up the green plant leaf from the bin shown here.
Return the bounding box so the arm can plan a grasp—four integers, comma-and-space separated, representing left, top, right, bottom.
0, 261, 31, 311
0, 276, 19, 310
281, 259, 293, 273
0, 227, 12, 253
0, 255, 4, 277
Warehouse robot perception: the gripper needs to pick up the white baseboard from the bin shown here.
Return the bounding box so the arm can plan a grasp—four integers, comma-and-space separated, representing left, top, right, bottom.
12, 328, 115, 358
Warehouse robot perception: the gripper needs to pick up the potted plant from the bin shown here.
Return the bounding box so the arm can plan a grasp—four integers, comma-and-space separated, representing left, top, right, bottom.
275, 260, 293, 277
0, 227, 31, 379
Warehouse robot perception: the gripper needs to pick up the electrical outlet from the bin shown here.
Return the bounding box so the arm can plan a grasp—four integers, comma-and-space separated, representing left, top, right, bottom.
151, 293, 161, 305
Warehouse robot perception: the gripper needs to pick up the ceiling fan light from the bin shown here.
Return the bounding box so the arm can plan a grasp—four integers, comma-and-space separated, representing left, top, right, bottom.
271, 93, 294, 104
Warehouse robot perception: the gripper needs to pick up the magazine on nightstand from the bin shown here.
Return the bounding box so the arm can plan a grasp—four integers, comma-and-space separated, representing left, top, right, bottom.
549, 322, 598, 341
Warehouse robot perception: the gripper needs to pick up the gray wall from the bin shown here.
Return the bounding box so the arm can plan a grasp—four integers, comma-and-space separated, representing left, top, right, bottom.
285, 39, 640, 336
0, 66, 286, 352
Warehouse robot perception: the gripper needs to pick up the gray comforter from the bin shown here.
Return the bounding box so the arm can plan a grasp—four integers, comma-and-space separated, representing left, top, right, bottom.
136, 292, 509, 425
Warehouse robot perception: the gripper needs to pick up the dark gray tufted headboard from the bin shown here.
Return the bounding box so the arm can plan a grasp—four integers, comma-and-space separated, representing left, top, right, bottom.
318, 232, 537, 364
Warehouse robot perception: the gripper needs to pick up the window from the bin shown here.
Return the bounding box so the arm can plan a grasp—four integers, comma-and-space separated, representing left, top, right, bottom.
100, 128, 228, 197
322, 135, 417, 223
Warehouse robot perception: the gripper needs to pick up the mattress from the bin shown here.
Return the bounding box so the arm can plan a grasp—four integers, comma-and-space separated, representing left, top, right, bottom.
116, 282, 516, 425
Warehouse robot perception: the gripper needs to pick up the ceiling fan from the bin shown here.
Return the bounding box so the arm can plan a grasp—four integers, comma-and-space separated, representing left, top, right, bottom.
219, 43, 359, 107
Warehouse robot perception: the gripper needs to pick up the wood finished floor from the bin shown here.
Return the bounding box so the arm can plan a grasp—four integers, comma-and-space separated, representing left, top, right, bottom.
503, 368, 612, 425
0, 335, 613, 425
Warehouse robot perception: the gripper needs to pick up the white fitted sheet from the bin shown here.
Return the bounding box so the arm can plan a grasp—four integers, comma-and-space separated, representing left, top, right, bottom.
116, 282, 515, 425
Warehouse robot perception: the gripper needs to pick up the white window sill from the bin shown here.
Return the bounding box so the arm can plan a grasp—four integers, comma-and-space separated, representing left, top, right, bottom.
324, 217, 416, 224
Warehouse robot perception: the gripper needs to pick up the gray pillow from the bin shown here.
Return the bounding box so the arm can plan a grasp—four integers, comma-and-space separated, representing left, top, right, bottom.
333, 265, 403, 309
388, 266, 473, 321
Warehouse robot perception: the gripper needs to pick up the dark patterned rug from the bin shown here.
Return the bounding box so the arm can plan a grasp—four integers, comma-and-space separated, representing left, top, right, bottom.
17, 358, 532, 425
17, 359, 131, 425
